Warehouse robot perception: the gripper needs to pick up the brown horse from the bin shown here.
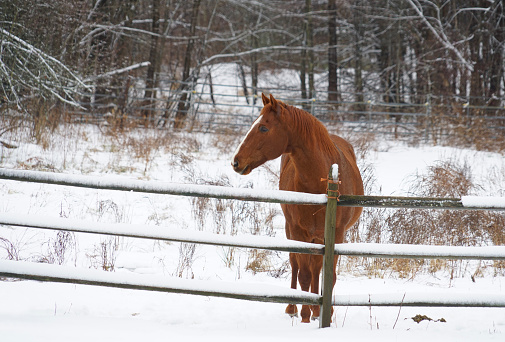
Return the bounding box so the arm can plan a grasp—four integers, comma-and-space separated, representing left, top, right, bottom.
232, 93, 363, 323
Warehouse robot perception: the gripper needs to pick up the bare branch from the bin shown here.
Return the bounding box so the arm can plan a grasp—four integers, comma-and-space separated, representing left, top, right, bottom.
0, 27, 88, 108
83, 61, 151, 82
406, 0, 474, 72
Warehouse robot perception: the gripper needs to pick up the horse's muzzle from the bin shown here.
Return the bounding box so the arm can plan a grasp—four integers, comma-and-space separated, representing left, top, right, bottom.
232, 160, 250, 175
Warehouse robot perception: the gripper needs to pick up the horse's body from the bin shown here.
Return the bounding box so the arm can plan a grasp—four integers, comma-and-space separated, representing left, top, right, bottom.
232, 94, 363, 323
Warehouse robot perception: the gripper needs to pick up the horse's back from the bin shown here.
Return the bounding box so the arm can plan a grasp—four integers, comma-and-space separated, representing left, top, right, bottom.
329, 134, 358, 164
330, 134, 364, 229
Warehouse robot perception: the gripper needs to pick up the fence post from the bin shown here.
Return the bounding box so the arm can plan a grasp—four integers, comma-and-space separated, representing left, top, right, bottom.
320, 164, 339, 328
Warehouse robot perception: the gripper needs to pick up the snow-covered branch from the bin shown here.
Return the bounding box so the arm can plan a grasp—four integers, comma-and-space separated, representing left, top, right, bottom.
0, 28, 88, 108
83, 62, 151, 82
406, 0, 474, 72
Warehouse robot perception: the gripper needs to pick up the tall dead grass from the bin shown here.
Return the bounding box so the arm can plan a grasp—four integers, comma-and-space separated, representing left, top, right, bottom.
344, 155, 505, 279
185, 172, 281, 272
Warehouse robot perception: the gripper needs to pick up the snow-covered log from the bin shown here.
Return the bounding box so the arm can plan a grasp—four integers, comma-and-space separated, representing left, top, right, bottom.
1, 213, 504, 260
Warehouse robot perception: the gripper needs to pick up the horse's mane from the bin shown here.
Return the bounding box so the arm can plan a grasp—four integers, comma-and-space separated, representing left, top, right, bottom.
280, 102, 336, 155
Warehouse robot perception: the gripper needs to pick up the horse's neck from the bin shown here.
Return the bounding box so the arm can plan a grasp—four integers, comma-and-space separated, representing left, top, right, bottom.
285, 114, 338, 191
290, 146, 335, 183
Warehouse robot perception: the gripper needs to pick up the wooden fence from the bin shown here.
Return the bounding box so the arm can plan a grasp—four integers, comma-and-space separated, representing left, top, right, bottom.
0, 167, 505, 328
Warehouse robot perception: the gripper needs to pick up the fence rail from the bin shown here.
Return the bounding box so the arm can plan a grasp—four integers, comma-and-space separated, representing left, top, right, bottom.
1, 168, 504, 211
0, 259, 321, 306
0, 213, 324, 256
1, 167, 505, 328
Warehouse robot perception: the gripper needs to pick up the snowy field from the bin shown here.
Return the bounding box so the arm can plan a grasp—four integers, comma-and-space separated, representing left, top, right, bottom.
1, 84, 505, 340
0, 123, 504, 341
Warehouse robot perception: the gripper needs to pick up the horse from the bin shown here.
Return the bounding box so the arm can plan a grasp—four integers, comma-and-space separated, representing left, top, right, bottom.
232, 93, 364, 323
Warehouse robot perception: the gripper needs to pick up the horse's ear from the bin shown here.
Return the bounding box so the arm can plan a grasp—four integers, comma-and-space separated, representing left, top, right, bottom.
261, 93, 269, 106
269, 94, 279, 113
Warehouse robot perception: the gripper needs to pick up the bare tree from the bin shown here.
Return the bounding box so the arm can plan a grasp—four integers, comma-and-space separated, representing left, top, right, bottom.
1, 0, 503, 129
0, 28, 86, 108
174, 0, 202, 129
327, 0, 339, 104
141, 0, 162, 125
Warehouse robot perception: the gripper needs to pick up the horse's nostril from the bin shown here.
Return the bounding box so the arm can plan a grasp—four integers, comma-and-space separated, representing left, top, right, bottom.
232, 160, 239, 169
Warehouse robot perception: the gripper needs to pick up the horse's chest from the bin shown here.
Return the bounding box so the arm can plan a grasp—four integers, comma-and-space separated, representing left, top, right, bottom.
279, 165, 325, 194
279, 156, 327, 240
281, 203, 326, 241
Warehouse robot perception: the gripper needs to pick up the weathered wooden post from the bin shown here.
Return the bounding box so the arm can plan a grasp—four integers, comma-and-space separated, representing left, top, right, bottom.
320, 164, 339, 328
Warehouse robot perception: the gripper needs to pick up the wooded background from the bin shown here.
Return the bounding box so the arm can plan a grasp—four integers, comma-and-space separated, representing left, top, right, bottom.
1, 0, 504, 128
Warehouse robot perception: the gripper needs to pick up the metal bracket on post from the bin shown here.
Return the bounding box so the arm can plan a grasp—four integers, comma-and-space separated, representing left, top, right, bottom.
320, 164, 339, 328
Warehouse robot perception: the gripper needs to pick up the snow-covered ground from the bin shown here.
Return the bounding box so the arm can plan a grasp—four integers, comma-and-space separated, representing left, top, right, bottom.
0, 121, 504, 341
1, 59, 505, 341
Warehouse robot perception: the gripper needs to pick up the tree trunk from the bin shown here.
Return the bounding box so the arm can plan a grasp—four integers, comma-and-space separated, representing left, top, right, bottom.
486, 1, 504, 108
327, 0, 339, 105
306, 0, 314, 100
300, 0, 313, 110
250, 35, 259, 105
300, 31, 307, 105
175, 0, 202, 129
142, 0, 161, 126
353, 2, 364, 115
238, 62, 249, 104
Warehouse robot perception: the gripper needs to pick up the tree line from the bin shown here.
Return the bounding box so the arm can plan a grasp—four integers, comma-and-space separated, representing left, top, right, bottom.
1, 0, 504, 127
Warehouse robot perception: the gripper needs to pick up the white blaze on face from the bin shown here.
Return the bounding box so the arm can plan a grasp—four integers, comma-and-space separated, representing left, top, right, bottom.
232, 115, 263, 162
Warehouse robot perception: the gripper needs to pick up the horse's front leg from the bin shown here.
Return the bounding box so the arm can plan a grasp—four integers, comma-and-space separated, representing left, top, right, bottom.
297, 255, 313, 323
285, 253, 299, 317
309, 254, 324, 320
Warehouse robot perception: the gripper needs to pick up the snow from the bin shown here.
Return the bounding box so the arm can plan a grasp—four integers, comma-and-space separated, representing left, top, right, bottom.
335, 243, 505, 260
462, 196, 505, 209
0, 168, 327, 205
0, 212, 324, 254
0, 259, 320, 304
331, 163, 339, 180
1, 67, 505, 341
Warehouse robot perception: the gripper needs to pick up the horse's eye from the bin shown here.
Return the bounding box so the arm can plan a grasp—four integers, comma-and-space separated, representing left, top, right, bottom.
259, 125, 269, 133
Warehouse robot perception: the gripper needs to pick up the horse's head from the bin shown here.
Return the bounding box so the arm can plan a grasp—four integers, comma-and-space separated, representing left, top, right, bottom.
232, 93, 289, 175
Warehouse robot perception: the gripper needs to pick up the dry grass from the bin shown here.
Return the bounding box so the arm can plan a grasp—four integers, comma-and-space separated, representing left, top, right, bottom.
86, 238, 119, 272
344, 156, 505, 279
185, 172, 280, 270
430, 108, 505, 153
39, 231, 76, 265
210, 129, 241, 155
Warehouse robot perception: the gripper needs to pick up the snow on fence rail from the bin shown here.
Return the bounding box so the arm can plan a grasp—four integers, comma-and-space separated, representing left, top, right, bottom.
1, 168, 505, 210
0, 168, 326, 205
1, 167, 505, 328
1, 212, 504, 260
2, 259, 505, 309
0, 213, 324, 255
0, 259, 321, 306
